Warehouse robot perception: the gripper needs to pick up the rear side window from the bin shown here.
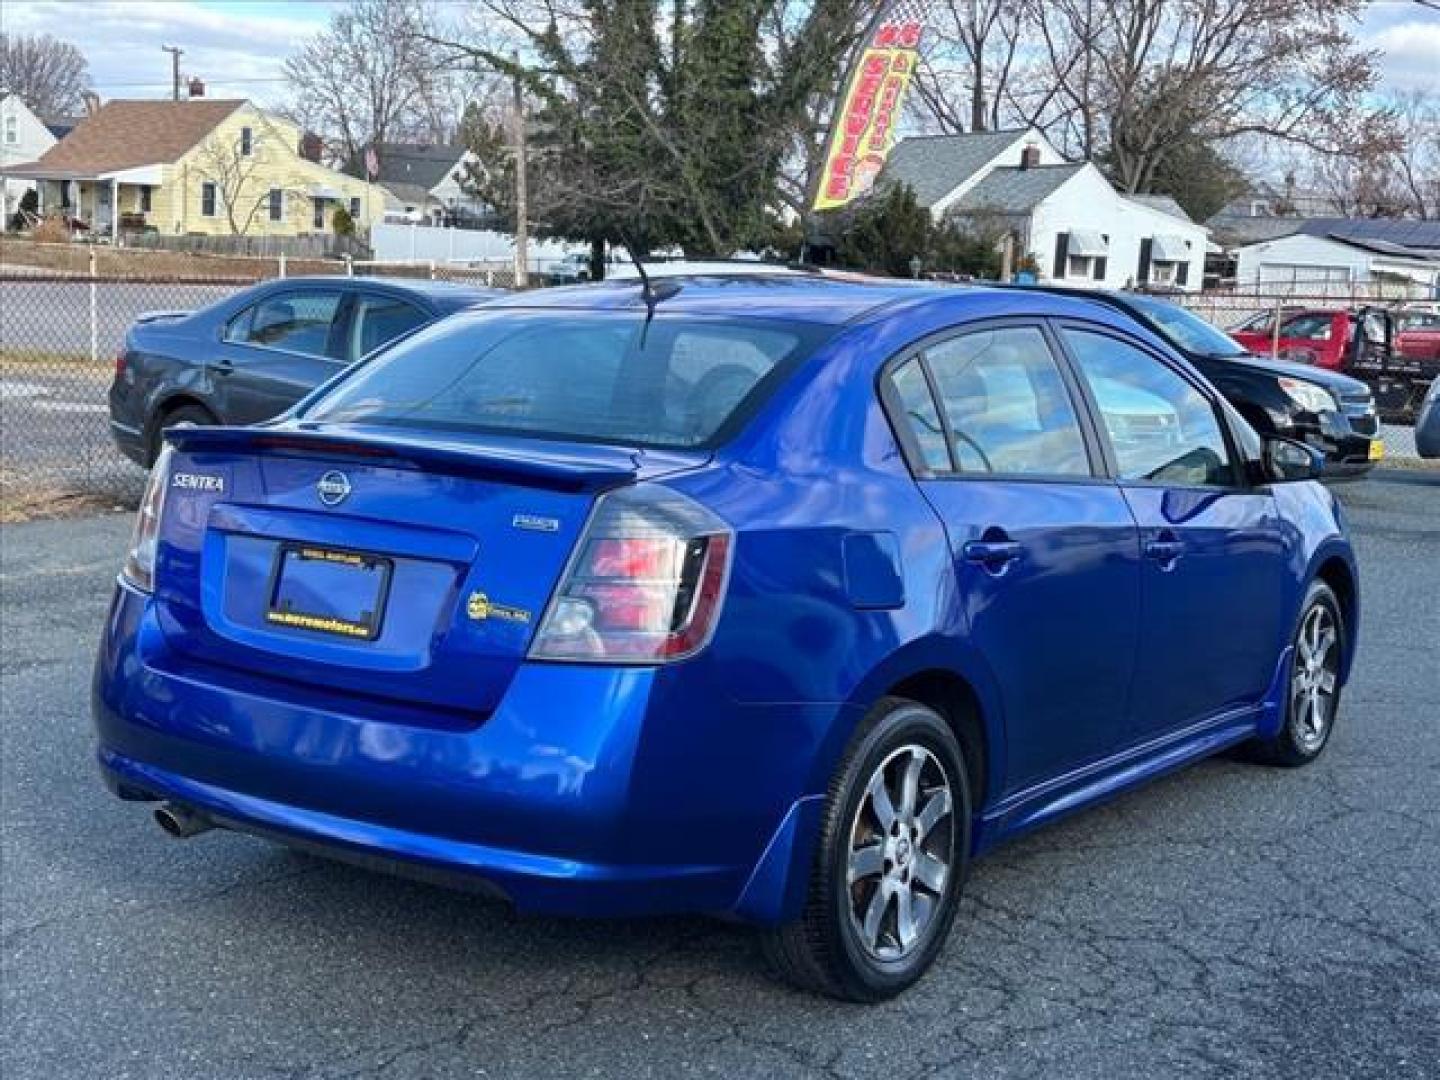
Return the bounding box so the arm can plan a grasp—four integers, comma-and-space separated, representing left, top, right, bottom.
921, 327, 1091, 476
1063, 329, 1233, 487
225, 291, 344, 358
350, 294, 430, 360
888, 359, 950, 472
306, 312, 825, 449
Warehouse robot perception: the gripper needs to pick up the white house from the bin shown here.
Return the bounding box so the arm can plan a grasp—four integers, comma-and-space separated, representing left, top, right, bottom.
881, 128, 1208, 291
1233, 229, 1440, 293
0, 92, 58, 228
347, 142, 489, 226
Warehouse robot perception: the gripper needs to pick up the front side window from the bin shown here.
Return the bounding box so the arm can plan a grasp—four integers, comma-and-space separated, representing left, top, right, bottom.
240, 126, 253, 156
200, 181, 217, 217
225, 291, 343, 357
923, 326, 1091, 477
306, 311, 825, 450
1063, 329, 1233, 487
313, 198, 325, 230
4, 115, 16, 144
268, 188, 283, 222
349, 196, 361, 220
138, 186, 152, 212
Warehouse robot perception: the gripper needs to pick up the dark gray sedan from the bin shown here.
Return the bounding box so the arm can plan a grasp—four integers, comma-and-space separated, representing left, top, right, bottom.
1417, 376, 1440, 458
108, 276, 500, 465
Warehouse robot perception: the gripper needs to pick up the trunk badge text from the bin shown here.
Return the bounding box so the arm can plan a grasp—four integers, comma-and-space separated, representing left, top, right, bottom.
172, 473, 224, 493
513, 513, 560, 533
467, 592, 531, 624
317, 471, 352, 507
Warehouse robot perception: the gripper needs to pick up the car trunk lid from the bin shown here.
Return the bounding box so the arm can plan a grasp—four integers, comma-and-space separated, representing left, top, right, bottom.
152, 424, 706, 723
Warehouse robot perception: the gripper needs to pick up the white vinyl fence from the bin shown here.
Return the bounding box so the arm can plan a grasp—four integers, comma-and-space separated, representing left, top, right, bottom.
368, 222, 578, 272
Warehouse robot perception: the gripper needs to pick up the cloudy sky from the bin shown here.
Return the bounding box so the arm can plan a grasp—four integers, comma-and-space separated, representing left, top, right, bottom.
4, 0, 1438, 111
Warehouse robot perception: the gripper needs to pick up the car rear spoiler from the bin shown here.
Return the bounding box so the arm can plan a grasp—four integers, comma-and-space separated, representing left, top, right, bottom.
133, 310, 192, 325
164, 425, 641, 493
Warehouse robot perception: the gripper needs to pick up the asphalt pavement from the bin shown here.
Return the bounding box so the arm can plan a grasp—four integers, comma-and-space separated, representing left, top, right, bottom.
1, 476, 1437, 1079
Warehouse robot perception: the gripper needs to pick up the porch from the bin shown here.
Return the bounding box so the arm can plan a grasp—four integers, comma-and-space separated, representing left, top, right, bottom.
0, 163, 163, 237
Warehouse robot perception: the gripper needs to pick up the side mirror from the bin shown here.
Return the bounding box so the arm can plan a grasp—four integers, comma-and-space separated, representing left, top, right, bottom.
1262, 435, 1324, 483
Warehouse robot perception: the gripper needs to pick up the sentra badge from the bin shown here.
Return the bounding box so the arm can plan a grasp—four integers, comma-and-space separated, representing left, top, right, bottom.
466, 591, 531, 624
512, 513, 560, 533
316, 470, 351, 507
171, 473, 224, 493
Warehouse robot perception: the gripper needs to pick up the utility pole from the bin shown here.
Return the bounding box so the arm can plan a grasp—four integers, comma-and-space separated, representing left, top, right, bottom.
162, 45, 183, 102
511, 54, 529, 289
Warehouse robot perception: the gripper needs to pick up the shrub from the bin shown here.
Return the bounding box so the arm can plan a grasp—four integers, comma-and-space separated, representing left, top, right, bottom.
31, 215, 72, 244
331, 205, 355, 237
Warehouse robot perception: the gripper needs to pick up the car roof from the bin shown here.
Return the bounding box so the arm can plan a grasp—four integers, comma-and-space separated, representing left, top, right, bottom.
274, 275, 501, 301
480, 274, 1097, 328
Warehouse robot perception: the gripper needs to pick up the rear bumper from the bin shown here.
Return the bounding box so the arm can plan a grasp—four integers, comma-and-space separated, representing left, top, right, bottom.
92, 581, 837, 922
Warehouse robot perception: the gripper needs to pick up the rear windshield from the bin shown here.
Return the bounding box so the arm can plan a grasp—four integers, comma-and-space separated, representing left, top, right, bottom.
304, 310, 828, 449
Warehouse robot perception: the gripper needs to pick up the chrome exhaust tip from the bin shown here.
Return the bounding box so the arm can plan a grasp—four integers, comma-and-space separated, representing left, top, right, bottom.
153, 802, 214, 839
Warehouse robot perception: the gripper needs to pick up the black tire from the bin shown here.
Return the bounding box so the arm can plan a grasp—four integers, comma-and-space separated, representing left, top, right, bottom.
149, 403, 216, 464
761, 697, 971, 1002
1250, 580, 1345, 767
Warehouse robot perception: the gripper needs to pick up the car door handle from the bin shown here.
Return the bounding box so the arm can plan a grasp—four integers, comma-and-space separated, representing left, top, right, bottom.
1144, 539, 1186, 565
963, 539, 1023, 573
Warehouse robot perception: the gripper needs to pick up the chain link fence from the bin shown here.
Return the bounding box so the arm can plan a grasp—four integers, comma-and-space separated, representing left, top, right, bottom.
0, 257, 537, 518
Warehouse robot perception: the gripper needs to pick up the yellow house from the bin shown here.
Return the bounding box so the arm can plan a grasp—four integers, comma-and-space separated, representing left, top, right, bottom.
0, 98, 384, 241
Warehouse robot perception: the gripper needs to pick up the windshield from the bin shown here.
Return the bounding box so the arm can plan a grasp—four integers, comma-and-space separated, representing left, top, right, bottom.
1124, 294, 1248, 358
304, 309, 828, 449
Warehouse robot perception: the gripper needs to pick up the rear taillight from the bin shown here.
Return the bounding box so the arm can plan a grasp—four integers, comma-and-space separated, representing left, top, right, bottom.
114, 349, 127, 379
120, 444, 173, 592
529, 484, 732, 663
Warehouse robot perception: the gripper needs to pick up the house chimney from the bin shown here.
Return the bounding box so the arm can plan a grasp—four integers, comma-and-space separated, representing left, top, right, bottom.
187, 77, 206, 98
299, 131, 324, 163
83, 91, 101, 117
1020, 143, 1040, 170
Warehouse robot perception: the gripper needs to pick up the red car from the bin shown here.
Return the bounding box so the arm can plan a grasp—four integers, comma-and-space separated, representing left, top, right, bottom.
1230, 306, 1437, 422
1229, 308, 1389, 372
1396, 309, 1440, 362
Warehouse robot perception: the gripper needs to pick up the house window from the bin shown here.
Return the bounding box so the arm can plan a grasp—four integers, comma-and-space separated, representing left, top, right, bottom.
313, 198, 325, 230
1149, 261, 1176, 286
349, 196, 361, 220
139, 186, 152, 213
3, 116, 16, 145
1067, 255, 1094, 279
200, 182, 217, 217
240, 126, 253, 156
269, 188, 283, 222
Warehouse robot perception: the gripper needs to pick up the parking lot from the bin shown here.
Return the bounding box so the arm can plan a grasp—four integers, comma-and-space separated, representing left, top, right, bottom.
1, 475, 1435, 1080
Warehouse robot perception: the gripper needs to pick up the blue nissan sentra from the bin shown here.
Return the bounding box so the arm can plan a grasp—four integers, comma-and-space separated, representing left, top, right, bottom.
93, 275, 1359, 1000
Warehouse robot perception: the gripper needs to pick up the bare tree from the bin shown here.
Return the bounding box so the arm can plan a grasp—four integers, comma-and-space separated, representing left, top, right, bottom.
1302, 91, 1440, 220
0, 32, 91, 117
190, 124, 309, 236
283, 0, 459, 166
912, 1, 1027, 134
909, 0, 1391, 202
1388, 91, 1440, 220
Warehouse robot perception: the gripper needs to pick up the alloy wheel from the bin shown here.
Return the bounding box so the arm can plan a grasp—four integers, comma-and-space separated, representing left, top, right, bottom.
845, 744, 955, 962
1291, 603, 1339, 753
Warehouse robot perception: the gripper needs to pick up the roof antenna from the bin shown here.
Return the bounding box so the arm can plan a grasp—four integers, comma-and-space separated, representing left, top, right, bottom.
617, 231, 679, 348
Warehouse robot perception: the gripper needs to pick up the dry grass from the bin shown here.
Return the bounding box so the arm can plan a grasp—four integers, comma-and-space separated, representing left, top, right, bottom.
0, 237, 340, 281
0, 471, 137, 524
